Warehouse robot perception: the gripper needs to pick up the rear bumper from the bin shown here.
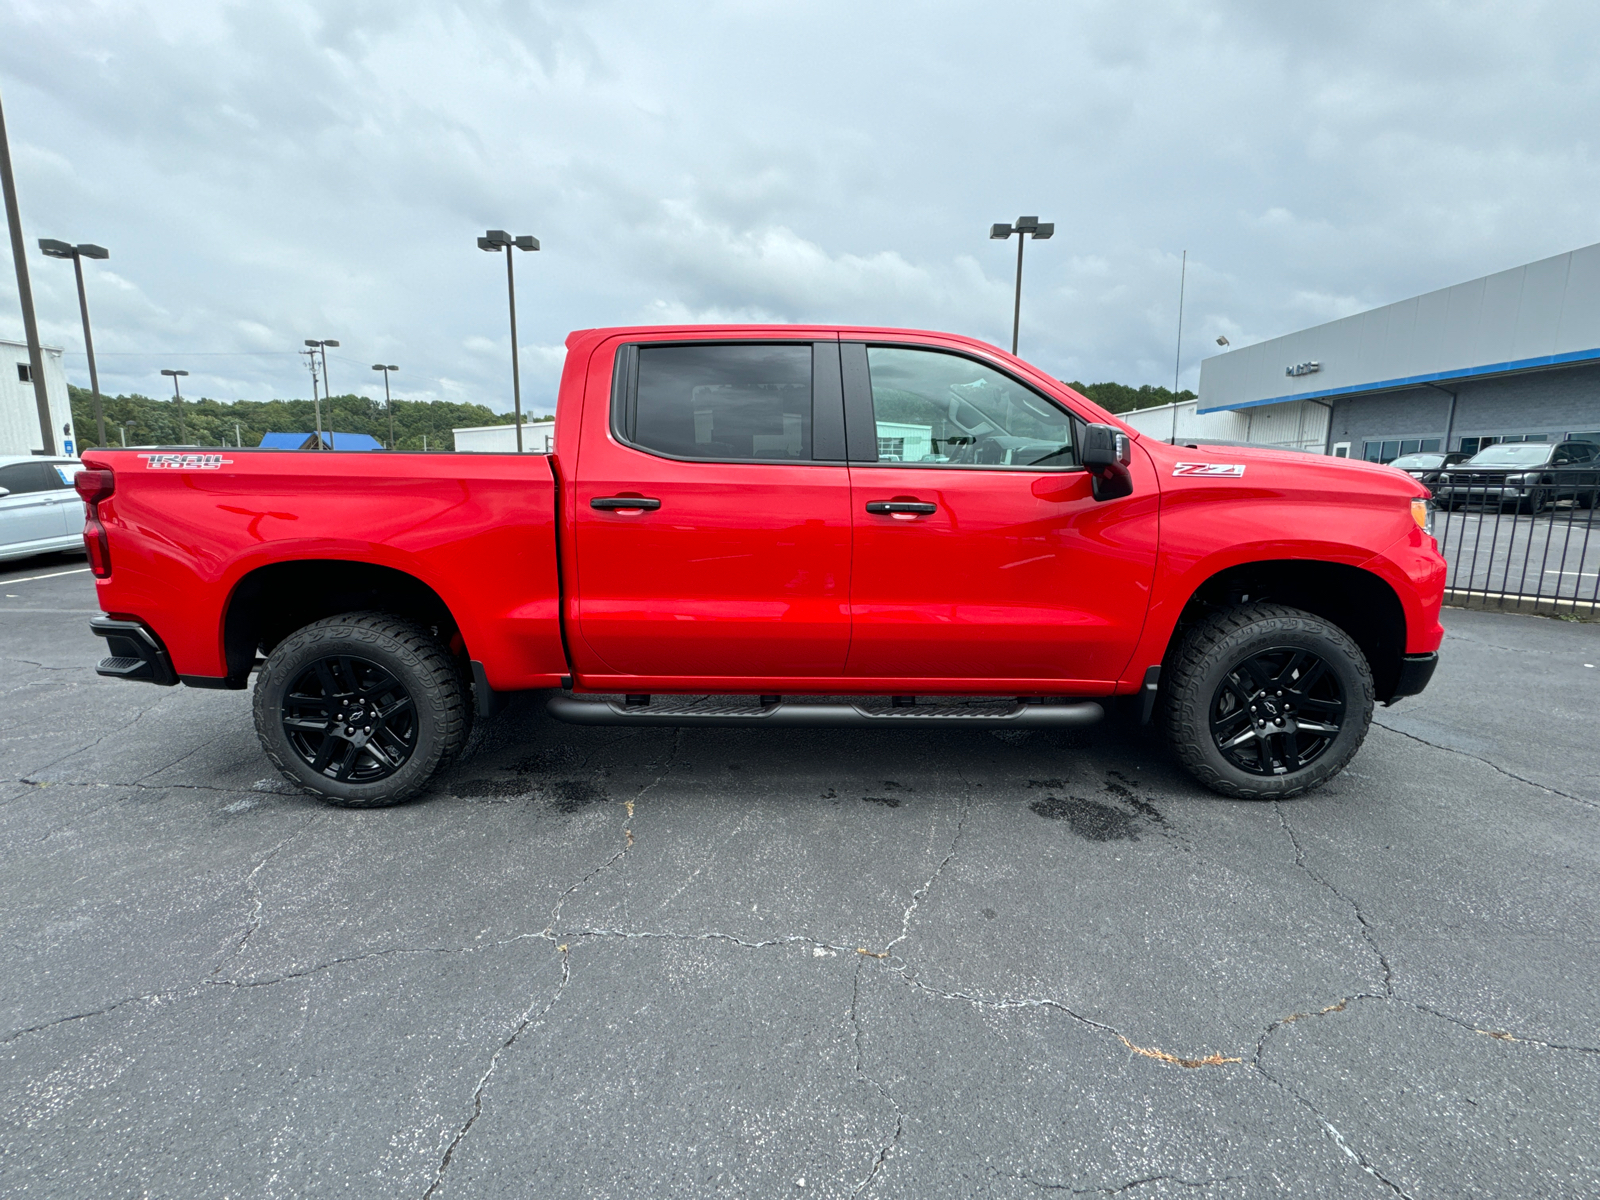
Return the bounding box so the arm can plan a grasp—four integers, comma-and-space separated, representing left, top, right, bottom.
90, 616, 178, 686
1385, 652, 1438, 705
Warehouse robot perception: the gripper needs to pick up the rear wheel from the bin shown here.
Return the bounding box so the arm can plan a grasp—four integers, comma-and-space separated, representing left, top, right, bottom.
253, 612, 470, 807
1164, 604, 1373, 800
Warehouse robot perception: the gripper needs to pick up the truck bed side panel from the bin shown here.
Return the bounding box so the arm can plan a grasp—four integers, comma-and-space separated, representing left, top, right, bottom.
85, 450, 567, 690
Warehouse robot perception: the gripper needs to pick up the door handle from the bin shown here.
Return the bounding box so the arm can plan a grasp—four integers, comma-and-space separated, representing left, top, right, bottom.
865, 500, 936, 515
591, 496, 662, 511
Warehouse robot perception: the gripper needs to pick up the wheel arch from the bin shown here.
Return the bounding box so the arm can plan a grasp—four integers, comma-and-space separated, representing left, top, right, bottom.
221, 558, 462, 685
1163, 559, 1409, 703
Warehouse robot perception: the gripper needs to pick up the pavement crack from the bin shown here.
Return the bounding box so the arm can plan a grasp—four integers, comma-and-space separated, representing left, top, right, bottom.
1405, 1000, 1600, 1054
422, 945, 571, 1199
1274, 803, 1395, 996
544, 730, 682, 935
994, 1167, 1245, 1193
880, 782, 970, 959
849, 958, 905, 1195
219, 814, 322, 968
1372, 719, 1596, 809
891, 974, 1241, 1070
2, 992, 173, 1044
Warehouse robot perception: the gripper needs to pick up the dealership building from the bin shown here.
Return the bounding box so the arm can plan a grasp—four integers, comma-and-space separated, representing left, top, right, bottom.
1124, 241, 1600, 460
1, 339, 75, 457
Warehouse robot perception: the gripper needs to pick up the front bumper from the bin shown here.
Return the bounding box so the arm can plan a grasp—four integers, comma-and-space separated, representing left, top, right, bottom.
1386, 652, 1438, 705
90, 616, 178, 686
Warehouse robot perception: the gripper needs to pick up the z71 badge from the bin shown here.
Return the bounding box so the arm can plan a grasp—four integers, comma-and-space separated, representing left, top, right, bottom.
1173, 462, 1246, 478
139, 453, 233, 470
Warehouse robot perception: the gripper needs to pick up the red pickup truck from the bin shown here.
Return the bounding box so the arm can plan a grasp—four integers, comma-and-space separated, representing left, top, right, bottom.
76, 324, 1444, 806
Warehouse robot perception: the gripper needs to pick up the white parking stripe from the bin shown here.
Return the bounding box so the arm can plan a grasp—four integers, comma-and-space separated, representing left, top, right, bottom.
0, 567, 92, 584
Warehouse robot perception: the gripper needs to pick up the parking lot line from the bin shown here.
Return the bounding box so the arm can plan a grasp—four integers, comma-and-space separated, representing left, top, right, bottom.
1, 567, 92, 584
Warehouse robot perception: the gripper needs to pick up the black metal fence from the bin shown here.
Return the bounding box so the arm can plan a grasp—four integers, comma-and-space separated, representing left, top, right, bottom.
1431, 468, 1600, 616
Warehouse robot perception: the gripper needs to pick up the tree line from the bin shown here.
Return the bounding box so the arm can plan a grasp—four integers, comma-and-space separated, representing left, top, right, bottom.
1066, 381, 1197, 413
68, 386, 538, 451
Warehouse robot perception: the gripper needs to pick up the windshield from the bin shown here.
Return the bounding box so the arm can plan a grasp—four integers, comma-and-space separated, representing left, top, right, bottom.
1390, 454, 1445, 469
1465, 444, 1552, 466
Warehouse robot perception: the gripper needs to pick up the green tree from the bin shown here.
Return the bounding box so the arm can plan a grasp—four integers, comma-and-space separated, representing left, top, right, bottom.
1065, 381, 1197, 414
69, 386, 541, 451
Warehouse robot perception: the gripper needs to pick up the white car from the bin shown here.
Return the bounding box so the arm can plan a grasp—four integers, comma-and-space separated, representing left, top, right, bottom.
0, 455, 86, 564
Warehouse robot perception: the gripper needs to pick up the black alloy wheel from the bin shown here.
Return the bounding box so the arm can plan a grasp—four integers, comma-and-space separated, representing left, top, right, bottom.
281, 654, 418, 783
1208, 647, 1344, 776
253, 612, 470, 807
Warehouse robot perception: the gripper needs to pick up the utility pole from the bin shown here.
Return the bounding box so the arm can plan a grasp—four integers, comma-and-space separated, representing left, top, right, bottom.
1171, 250, 1187, 444
305, 339, 339, 448
0, 85, 56, 454
301, 348, 323, 448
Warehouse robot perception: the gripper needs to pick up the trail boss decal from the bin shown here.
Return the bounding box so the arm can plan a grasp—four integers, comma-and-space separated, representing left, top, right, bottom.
1173, 462, 1246, 478
140, 453, 233, 470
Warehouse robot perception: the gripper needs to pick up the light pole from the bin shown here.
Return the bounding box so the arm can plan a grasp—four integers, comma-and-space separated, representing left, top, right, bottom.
0, 86, 55, 454
305, 339, 338, 448
990, 216, 1054, 356
161, 369, 189, 444
478, 229, 539, 452
371, 363, 399, 448
117, 420, 135, 447
39, 238, 109, 447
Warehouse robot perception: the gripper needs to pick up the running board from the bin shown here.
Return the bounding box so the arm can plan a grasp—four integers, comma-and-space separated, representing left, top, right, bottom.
546, 695, 1103, 729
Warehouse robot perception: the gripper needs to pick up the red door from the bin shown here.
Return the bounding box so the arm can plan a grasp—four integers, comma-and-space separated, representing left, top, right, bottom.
843, 343, 1157, 687
571, 338, 853, 683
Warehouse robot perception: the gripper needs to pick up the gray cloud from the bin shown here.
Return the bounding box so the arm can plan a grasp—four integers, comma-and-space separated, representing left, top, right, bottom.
2, 0, 1597, 414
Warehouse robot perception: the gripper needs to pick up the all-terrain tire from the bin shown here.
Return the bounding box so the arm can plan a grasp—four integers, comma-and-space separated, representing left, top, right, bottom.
252, 612, 470, 807
1164, 603, 1374, 800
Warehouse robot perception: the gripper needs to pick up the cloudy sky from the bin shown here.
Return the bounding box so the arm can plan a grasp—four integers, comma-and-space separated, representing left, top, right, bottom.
1, 0, 1597, 415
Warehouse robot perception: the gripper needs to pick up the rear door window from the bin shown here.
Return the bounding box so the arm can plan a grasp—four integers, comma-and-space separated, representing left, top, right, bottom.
621, 343, 813, 462
0, 463, 55, 495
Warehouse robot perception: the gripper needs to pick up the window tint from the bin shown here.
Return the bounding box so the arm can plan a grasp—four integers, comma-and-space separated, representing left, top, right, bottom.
864, 347, 1075, 468
0, 462, 59, 495
1563, 442, 1596, 462
628, 344, 812, 461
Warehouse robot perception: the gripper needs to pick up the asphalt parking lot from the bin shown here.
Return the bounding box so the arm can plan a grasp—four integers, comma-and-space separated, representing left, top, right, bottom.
2, 555, 1597, 1199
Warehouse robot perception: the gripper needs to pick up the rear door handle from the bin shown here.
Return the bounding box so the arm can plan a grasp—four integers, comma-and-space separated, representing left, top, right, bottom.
865, 500, 936, 515
591, 496, 662, 511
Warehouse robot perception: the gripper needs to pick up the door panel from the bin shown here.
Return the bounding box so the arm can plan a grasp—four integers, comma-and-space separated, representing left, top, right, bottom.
843, 344, 1157, 685
572, 339, 852, 679
847, 466, 1156, 682
0, 462, 70, 549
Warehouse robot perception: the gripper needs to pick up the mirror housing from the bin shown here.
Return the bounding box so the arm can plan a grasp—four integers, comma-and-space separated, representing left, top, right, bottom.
1081, 423, 1134, 501
0, 487, 9, 498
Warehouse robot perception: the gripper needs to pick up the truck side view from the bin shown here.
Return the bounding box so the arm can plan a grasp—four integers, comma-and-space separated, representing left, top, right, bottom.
77, 325, 1446, 805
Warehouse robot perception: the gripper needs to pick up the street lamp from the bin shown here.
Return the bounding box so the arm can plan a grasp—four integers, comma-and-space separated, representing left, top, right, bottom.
160, 369, 189, 444
372, 363, 399, 448
305, 339, 339, 448
478, 229, 539, 452
39, 238, 109, 447
989, 216, 1054, 356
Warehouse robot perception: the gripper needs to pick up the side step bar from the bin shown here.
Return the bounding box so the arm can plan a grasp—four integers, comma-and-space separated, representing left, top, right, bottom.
546, 695, 1103, 729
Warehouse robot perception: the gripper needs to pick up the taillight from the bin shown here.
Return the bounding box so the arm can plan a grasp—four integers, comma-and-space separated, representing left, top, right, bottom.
75, 468, 114, 505
84, 515, 111, 577
77, 466, 115, 577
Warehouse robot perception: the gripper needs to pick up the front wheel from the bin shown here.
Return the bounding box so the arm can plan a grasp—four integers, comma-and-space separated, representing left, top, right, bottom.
1164, 604, 1374, 800
252, 612, 470, 807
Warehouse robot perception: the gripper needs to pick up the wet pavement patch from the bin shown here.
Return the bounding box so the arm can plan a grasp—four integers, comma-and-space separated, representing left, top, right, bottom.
863, 796, 901, 808
1029, 794, 1142, 841
544, 779, 608, 813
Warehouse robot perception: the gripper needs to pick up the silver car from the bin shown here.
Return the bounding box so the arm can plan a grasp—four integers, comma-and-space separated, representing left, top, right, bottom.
0, 455, 86, 563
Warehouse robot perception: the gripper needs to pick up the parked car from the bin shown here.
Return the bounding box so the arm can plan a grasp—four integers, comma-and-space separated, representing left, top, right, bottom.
1434, 441, 1600, 511
76, 324, 1445, 805
1389, 450, 1471, 488
0, 455, 85, 564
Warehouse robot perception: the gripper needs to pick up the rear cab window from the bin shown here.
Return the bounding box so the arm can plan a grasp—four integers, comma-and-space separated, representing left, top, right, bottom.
614, 343, 822, 463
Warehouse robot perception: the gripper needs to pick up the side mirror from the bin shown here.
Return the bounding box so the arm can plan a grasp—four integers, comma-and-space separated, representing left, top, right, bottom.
1081, 423, 1134, 501
0, 487, 10, 498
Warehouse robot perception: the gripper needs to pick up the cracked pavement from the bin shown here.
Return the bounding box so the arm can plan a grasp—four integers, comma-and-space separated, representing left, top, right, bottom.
1, 558, 1597, 1198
